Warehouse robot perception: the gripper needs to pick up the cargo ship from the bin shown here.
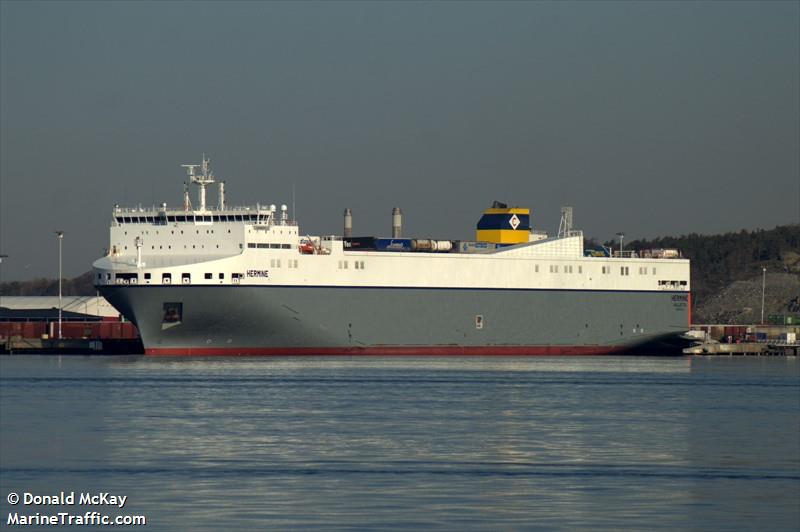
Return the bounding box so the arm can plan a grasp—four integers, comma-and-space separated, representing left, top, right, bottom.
92, 156, 691, 355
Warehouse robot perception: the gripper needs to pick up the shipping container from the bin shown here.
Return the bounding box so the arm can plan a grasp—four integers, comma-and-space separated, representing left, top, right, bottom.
411, 239, 453, 252
343, 236, 377, 250
723, 326, 747, 339
1, 319, 139, 343
651, 248, 680, 259
456, 241, 497, 254
374, 238, 413, 252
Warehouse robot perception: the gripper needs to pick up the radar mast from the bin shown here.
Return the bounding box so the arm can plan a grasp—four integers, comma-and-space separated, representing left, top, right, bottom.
181, 154, 216, 212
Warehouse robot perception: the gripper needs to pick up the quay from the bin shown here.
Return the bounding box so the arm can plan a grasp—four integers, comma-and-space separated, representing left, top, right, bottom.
1, 296, 143, 355
683, 342, 798, 356
684, 323, 798, 356
2, 336, 143, 355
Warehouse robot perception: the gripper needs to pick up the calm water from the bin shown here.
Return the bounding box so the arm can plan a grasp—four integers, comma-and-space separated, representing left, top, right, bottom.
1, 355, 798, 530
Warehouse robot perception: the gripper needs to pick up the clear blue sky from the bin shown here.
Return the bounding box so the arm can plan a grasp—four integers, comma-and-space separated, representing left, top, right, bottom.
1, 1, 798, 280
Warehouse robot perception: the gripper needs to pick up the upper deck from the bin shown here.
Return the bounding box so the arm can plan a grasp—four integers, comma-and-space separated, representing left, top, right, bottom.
93, 156, 690, 292
112, 206, 296, 227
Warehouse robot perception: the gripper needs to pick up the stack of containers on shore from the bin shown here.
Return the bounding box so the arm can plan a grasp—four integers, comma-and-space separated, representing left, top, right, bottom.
0, 321, 139, 340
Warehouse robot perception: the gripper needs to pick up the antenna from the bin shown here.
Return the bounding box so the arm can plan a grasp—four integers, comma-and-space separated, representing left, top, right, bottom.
558, 206, 573, 238
181, 163, 199, 179
181, 155, 216, 212
183, 182, 191, 211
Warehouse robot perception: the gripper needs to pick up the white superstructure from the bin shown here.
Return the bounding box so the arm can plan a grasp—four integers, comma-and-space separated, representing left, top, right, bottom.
93, 156, 689, 293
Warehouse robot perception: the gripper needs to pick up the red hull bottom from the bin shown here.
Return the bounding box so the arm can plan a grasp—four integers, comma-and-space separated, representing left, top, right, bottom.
145, 345, 630, 356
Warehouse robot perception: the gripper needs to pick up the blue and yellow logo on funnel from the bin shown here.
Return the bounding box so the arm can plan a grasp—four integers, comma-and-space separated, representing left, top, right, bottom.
476, 201, 530, 244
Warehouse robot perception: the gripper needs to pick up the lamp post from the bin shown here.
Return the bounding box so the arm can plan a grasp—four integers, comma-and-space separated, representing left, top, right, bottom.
56, 231, 64, 339
761, 266, 766, 325
616, 232, 624, 257
0, 254, 7, 309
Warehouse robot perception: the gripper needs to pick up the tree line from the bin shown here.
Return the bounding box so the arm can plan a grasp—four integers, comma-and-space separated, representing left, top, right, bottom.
623, 224, 799, 302
1, 271, 96, 297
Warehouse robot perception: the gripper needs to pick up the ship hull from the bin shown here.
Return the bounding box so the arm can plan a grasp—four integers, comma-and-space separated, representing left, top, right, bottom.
99, 285, 690, 356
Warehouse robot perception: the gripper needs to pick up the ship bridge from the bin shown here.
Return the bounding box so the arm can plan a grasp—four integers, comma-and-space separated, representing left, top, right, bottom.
94, 155, 301, 285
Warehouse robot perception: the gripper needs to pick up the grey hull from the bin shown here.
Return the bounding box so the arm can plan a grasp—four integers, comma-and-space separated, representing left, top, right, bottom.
98, 285, 690, 355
